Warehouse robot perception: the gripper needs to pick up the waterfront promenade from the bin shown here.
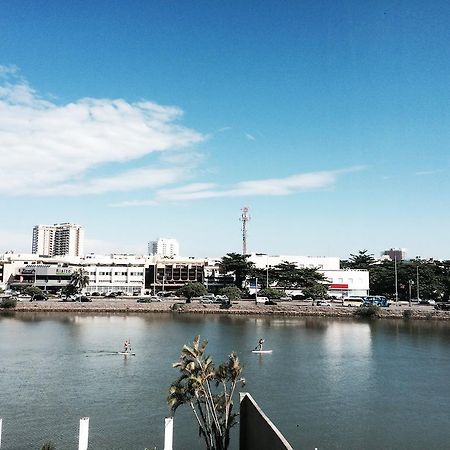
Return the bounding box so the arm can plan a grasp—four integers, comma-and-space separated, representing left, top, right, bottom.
9, 297, 450, 320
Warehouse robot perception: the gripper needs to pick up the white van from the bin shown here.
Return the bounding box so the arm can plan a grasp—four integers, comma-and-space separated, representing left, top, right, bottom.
256, 296, 269, 304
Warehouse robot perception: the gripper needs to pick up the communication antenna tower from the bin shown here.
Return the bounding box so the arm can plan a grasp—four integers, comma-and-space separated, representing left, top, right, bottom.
240, 206, 250, 255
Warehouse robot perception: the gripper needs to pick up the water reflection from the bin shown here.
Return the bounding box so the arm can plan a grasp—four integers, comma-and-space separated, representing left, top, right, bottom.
1, 313, 449, 449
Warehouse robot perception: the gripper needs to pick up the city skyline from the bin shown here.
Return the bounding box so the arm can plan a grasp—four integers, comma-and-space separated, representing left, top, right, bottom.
0, 1, 449, 259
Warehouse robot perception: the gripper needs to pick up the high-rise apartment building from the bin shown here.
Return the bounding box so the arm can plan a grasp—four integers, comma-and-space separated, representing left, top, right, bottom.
32, 223, 84, 257
32, 225, 56, 256
381, 248, 407, 261
148, 238, 179, 258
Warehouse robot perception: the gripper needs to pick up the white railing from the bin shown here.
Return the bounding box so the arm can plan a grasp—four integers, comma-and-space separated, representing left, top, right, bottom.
0, 416, 173, 450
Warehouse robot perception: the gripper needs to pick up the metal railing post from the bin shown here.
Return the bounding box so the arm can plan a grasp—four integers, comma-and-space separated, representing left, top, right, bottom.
164, 416, 173, 450
78, 417, 89, 450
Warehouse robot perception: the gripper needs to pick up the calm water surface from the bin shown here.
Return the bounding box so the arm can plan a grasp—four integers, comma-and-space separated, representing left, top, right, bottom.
0, 312, 449, 449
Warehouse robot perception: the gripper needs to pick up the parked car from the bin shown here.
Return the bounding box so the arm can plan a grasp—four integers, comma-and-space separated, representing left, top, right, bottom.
279, 296, 293, 302
419, 299, 436, 306
17, 294, 32, 301
105, 292, 118, 298
31, 294, 48, 301
78, 295, 91, 302
201, 294, 216, 304
90, 292, 101, 296
137, 295, 160, 303
434, 302, 450, 311
264, 300, 278, 305
316, 300, 331, 306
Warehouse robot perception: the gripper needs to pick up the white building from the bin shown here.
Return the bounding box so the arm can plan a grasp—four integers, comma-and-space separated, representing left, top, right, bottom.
249, 253, 369, 298
32, 223, 84, 257
148, 238, 179, 258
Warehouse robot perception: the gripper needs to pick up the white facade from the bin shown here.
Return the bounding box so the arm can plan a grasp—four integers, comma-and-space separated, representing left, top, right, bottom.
148, 238, 179, 258
32, 225, 56, 256
249, 253, 340, 271
32, 223, 84, 257
322, 269, 369, 298
248, 253, 368, 297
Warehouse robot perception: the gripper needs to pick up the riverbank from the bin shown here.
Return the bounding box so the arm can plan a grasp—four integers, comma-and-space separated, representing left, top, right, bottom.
6, 298, 450, 320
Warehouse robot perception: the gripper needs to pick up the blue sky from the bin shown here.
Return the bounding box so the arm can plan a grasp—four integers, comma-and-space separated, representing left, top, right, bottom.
0, 0, 449, 259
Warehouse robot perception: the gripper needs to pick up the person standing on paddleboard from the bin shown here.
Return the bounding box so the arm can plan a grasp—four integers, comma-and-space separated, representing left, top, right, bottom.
257, 338, 265, 350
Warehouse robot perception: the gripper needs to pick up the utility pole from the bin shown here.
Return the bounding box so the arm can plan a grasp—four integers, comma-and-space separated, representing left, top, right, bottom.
240, 206, 250, 255
416, 266, 420, 301
394, 256, 399, 303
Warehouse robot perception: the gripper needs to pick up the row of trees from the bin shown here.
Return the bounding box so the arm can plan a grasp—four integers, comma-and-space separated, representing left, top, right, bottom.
176, 253, 329, 301
219, 252, 329, 298
342, 250, 450, 301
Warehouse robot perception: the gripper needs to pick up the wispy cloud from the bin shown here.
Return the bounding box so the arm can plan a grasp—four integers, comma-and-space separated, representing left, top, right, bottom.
245, 133, 256, 141
114, 166, 364, 206
414, 170, 441, 176
0, 66, 205, 196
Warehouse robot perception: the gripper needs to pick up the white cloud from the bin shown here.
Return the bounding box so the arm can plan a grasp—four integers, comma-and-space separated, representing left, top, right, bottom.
114, 167, 364, 205
245, 133, 256, 141
414, 170, 441, 176
0, 67, 205, 196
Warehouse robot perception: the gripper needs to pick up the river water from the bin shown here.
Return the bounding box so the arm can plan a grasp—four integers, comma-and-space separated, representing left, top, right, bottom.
0, 312, 449, 450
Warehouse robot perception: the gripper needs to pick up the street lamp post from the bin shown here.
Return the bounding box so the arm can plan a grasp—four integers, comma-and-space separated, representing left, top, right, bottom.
416, 266, 420, 302
408, 280, 413, 307
394, 256, 399, 304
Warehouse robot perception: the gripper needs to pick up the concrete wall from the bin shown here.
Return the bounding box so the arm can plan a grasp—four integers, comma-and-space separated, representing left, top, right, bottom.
239, 392, 293, 450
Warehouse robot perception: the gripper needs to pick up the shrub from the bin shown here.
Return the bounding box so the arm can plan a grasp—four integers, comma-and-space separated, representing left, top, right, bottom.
353, 305, 380, 319
24, 286, 45, 297
219, 286, 242, 301
1, 297, 17, 309
41, 443, 56, 450
403, 309, 413, 320
176, 282, 207, 303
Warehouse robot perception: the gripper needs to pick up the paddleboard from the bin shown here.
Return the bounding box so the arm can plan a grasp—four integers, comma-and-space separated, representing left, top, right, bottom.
118, 352, 136, 356
252, 350, 272, 354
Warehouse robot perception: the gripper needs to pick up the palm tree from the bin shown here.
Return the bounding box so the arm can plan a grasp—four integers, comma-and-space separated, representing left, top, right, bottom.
70, 268, 90, 294
168, 336, 245, 450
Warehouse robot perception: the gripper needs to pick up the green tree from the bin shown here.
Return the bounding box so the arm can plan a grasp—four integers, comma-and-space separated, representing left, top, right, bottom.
24, 286, 45, 299
220, 253, 254, 288
369, 258, 446, 301
168, 336, 244, 450
302, 283, 328, 299
177, 282, 207, 303
218, 286, 242, 301
342, 250, 376, 270
269, 262, 329, 296
61, 283, 78, 298
258, 287, 284, 299
70, 268, 90, 294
